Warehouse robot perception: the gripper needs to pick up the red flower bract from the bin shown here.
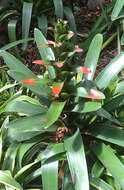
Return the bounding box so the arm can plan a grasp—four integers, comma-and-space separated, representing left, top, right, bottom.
40, 44, 46, 48
68, 32, 74, 37
52, 85, 63, 96
75, 45, 83, 53
23, 78, 35, 85
79, 67, 91, 74
46, 40, 55, 45
86, 89, 102, 99
33, 60, 44, 65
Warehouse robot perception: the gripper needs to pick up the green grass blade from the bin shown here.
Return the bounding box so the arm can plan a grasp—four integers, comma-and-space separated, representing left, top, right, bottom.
0, 170, 23, 190
84, 34, 103, 80
53, 0, 63, 19
111, 0, 124, 21
42, 161, 58, 190
38, 14, 48, 37
0, 83, 18, 93
64, 128, 89, 190
93, 143, 124, 189
96, 52, 124, 90
0, 38, 34, 50
22, 2, 33, 51
34, 28, 55, 61
8, 19, 20, 58
64, 6, 77, 42
90, 124, 124, 147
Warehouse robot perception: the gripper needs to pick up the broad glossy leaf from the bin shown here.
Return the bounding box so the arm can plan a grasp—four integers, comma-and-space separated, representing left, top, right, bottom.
90, 124, 124, 147
42, 161, 58, 190
90, 176, 114, 190
34, 28, 55, 61
38, 15, 48, 37
72, 101, 101, 113
93, 143, 124, 189
0, 50, 36, 78
84, 34, 103, 80
42, 101, 66, 129
111, 0, 124, 21
96, 52, 124, 90
64, 128, 89, 190
7, 114, 58, 141
114, 81, 124, 95
22, 2, 33, 50
0, 170, 23, 190
53, 0, 63, 19
3, 99, 46, 115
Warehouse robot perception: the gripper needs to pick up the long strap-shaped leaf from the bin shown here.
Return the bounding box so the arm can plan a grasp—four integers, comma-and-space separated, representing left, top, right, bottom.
93, 143, 124, 189
96, 52, 124, 90
42, 160, 58, 190
53, 0, 63, 19
0, 170, 23, 190
84, 34, 103, 80
22, 2, 33, 51
111, 0, 124, 21
34, 28, 55, 61
64, 128, 89, 190
38, 14, 48, 37
90, 124, 124, 147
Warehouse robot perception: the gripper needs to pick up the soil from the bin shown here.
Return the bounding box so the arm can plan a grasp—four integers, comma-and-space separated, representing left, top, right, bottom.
0, 0, 116, 76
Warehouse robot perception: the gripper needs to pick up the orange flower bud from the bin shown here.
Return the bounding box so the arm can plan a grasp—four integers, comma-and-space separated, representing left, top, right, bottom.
86, 89, 102, 99
40, 45, 46, 48
23, 78, 35, 85
75, 45, 83, 53
79, 67, 91, 73
33, 60, 44, 65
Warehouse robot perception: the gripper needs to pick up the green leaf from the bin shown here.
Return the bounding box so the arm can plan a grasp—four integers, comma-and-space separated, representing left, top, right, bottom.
93, 108, 120, 125
53, 0, 63, 19
91, 161, 104, 178
38, 143, 65, 163
111, 0, 124, 21
38, 14, 48, 37
0, 38, 34, 51
0, 170, 23, 190
7, 114, 58, 141
64, 6, 77, 42
84, 34, 103, 80
34, 28, 55, 61
103, 94, 124, 112
48, 65, 56, 79
0, 83, 18, 93
2, 143, 20, 173
42, 101, 66, 129
0, 50, 36, 78
114, 81, 124, 95
42, 161, 58, 190
96, 52, 124, 90
93, 143, 124, 189
72, 101, 101, 113
22, 2, 33, 51
90, 124, 124, 147
3, 99, 46, 115
90, 176, 114, 190
8, 19, 20, 58
64, 128, 89, 190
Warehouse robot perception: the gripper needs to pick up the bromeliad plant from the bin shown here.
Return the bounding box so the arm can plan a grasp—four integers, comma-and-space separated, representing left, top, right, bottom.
1, 19, 124, 190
